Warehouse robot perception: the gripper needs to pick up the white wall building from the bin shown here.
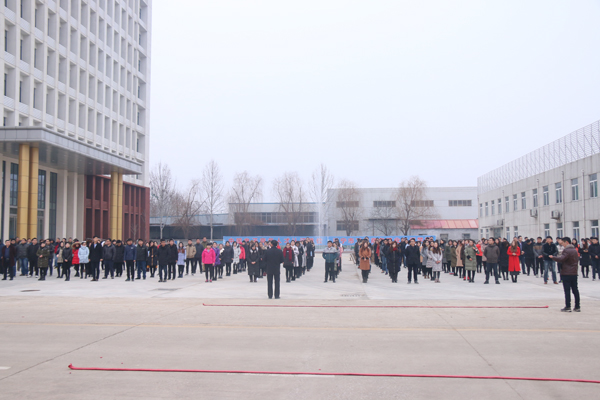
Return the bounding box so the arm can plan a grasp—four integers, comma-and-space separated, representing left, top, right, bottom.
326, 187, 478, 240
477, 119, 600, 241
0, 0, 151, 240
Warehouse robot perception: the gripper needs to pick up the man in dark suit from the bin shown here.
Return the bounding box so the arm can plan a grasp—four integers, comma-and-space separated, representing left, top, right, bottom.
89, 236, 104, 281
264, 240, 284, 299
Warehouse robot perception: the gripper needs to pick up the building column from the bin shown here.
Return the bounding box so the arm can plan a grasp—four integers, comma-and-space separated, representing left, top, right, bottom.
117, 173, 123, 239
17, 144, 30, 238
110, 171, 119, 240
28, 147, 39, 239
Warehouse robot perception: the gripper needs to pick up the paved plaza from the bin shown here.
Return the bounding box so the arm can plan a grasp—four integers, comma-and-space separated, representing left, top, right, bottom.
1, 255, 599, 399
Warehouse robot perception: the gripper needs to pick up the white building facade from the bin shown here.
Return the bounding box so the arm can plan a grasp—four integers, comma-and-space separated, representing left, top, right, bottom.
477, 119, 600, 241
0, 0, 151, 240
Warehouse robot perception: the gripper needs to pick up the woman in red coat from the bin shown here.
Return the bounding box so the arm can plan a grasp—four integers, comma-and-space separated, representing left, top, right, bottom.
508, 239, 521, 283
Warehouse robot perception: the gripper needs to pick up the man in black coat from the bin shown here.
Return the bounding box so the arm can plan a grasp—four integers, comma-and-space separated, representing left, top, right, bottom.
404, 238, 421, 284
157, 239, 171, 283
194, 239, 204, 273
26, 238, 40, 277
168, 239, 178, 280
264, 240, 284, 299
89, 236, 103, 281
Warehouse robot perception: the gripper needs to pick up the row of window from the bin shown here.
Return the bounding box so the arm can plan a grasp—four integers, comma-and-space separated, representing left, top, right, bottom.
7, 161, 57, 239
480, 174, 598, 217
483, 221, 599, 241
235, 212, 318, 225
372, 200, 472, 208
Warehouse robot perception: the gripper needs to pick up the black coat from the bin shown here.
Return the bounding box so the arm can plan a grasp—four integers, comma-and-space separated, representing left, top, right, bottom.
168, 244, 178, 263
498, 243, 509, 267
194, 243, 204, 260
136, 245, 148, 261
114, 245, 125, 263
27, 244, 40, 261
247, 249, 260, 275
221, 246, 234, 263
148, 246, 158, 266
404, 245, 420, 265
89, 243, 103, 262
157, 245, 171, 265
62, 247, 73, 263
264, 247, 284, 274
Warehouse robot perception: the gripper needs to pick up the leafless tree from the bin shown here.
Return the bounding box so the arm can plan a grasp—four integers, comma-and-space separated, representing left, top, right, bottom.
172, 180, 206, 240
201, 160, 225, 240
273, 172, 306, 235
395, 176, 438, 235
149, 162, 176, 239
228, 171, 263, 236
336, 179, 363, 236
309, 163, 335, 237
370, 205, 398, 236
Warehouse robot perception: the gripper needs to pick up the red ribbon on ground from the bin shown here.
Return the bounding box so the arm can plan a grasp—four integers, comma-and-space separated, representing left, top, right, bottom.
202, 303, 549, 309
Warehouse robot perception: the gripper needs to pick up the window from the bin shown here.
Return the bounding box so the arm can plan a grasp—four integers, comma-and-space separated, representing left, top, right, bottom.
571, 178, 579, 201
590, 174, 598, 198
49, 172, 57, 239
448, 200, 472, 207
513, 194, 517, 211
336, 201, 359, 208
521, 192, 526, 210
3, 74, 7, 96
10, 163, 18, 207
592, 220, 599, 238
410, 200, 433, 207
19, 80, 22, 102
485, 202, 489, 217
336, 220, 359, 232
544, 223, 550, 238
555, 182, 562, 204
462, 233, 471, 240
4, 30, 7, 52
513, 226, 518, 238
497, 198, 502, 214
19, 39, 23, 60
373, 201, 395, 208
491, 200, 495, 216
543, 186, 549, 206
505, 196, 509, 212
573, 222, 580, 241
479, 203, 483, 218
38, 169, 46, 209
557, 222, 563, 238
533, 188, 538, 208
506, 227, 510, 240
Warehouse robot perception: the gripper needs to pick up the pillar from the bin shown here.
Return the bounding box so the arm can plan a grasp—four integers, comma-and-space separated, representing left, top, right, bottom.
110, 171, 119, 240
28, 147, 39, 239
17, 144, 30, 238
117, 173, 123, 239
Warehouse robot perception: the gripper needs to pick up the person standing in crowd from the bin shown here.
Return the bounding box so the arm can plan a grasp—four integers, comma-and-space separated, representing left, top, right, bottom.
113, 240, 124, 278
135, 239, 147, 280
354, 239, 361, 267
265, 240, 284, 299
498, 239, 510, 281
16, 239, 29, 276
217, 243, 225, 279
102, 239, 116, 279
2, 239, 16, 280
157, 239, 170, 283
508, 238, 522, 283
194, 239, 204, 275
455, 240, 465, 280
222, 241, 233, 276
359, 240, 372, 283
533, 237, 544, 278
147, 241, 158, 278
322, 241, 338, 283
177, 242, 186, 278
405, 238, 420, 284
202, 242, 215, 283
386, 241, 401, 283
36, 241, 51, 281
27, 238, 39, 278
185, 239, 196, 275
475, 240, 483, 273
449, 240, 457, 276
283, 242, 294, 283
523, 238, 534, 276
232, 242, 241, 274
542, 236, 559, 284
167, 239, 177, 280
297, 241, 305, 276
258, 242, 267, 277
62, 242, 73, 281
428, 241, 443, 283
212, 242, 221, 280
79, 240, 90, 279
247, 243, 260, 282
290, 240, 300, 280
464, 240, 477, 283
579, 239, 590, 279
483, 238, 500, 284
89, 237, 103, 282
55, 242, 65, 278
590, 237, 600, 280
550, 236, 580, 312
306, 239, 315, 272
239, 240, 247, 272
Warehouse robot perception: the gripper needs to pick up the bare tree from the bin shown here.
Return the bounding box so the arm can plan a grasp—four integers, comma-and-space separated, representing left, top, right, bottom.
201, 160, 225, 240
370, 205, 398, 236
273, 172, 306, 235
309, 163, 335, 237
395, 176, 438, 235
336, 179, 363, 236
228, 171, 263, 236
149, 162, 176, 239
172, 180, 205, 240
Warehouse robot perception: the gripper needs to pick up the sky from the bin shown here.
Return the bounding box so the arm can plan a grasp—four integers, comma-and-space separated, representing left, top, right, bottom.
148, 0, 600, 199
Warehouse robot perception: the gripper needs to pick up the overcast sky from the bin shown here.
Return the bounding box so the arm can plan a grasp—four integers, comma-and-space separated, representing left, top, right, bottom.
149, 0, 600, 198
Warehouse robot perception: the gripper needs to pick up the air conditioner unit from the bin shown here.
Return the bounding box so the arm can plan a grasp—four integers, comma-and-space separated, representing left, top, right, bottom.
496, 219, 504, 226
551, 210, 561, 220
530, 209, 538, 218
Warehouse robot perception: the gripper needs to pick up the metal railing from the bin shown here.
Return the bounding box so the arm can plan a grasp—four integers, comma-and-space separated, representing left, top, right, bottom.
478, 120, 600, 194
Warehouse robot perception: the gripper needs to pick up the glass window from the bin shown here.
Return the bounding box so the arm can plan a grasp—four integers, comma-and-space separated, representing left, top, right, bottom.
505, 196, 509, 212
10, 163, 18, 207
485, 202, 488, 217
557, 222, 563, 238
592, 220, 599, 238
590, 174, 598, 198
479, 203, 482, 217
555, 182, 562, 204
497, 198, 502, 214
513, 194, 517, 211
448, 200, 472, 207
505, 226, 510, 240
544, 223, 550, 238
571, 178, 579, 201
543, 186, 549, 206
572, 221, 580, 241
533, 188, 538, 208
491, 200, 495, 216
49, 172, 57, 239
38, 169, 46, 209
513, 226, 518, 238
521, 192, 526, 210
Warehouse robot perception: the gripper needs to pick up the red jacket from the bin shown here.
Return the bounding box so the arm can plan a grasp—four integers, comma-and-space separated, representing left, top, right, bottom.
508, 246, 521, 272
202, 248, 216, 265
283, 247, 294, 263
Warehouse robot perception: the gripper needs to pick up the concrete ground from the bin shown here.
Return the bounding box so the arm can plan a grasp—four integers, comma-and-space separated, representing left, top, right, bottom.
1, 255, 599, 399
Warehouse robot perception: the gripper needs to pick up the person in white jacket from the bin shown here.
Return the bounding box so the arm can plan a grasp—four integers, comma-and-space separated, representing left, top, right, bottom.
428, 242, 444, 283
